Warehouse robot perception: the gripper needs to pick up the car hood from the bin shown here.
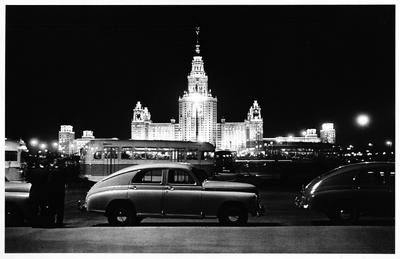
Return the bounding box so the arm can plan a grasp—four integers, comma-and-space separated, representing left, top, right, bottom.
202, 180, 257, 193
5, 182, 31, 193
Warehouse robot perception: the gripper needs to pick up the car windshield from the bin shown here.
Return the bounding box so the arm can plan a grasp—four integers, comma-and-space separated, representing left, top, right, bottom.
192, 167, 209, 183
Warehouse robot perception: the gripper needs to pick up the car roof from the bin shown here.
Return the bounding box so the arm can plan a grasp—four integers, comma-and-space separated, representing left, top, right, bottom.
100, 162, 193, 182
324, 161, 394, 179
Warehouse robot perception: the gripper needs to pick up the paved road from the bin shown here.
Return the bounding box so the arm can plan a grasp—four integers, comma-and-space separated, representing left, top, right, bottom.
5, 183, 395, 253
5, 225, 394, 253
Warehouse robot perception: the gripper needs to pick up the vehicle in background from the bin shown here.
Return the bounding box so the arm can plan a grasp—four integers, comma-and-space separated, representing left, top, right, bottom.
5, 139, 28, 181
214, 150, 236, 173
5, 178, 32, 226
82, 162, 264, 226
80, 139, 215, 182
295, 162, 395, 223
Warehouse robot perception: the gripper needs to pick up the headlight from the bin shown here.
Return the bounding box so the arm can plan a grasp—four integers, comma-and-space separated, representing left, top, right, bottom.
310, 180, 322, 195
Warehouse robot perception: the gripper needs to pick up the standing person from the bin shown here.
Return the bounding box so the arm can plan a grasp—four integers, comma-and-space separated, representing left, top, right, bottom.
47, 159, 67, 227
28, 163, 50, 227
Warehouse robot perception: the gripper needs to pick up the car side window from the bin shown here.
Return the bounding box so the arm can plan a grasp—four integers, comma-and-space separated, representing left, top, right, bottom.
168, 169, 195, 185
321, 172, 355, 187
131, 169, 163, 184
355, 169, 386, 186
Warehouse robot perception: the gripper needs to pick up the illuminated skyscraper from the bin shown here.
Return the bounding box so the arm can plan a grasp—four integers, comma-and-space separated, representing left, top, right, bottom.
320, 123, 336, 144
131, 28, 262, 152
58, 125, 75, 154
179, 27, 218, 145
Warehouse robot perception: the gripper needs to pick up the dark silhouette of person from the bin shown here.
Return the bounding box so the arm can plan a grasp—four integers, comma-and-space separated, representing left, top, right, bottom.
28, 163, 50, 227
47, 159, 67, 227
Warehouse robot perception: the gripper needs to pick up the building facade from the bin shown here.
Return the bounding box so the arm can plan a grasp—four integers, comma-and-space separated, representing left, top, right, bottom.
58, 125, 75, 154
130, 28, 263, 152
320, 123, 336, 144
74, 130, 96, 153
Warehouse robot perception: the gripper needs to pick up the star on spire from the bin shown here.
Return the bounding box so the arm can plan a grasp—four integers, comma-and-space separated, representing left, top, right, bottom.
195, 26, 200, 54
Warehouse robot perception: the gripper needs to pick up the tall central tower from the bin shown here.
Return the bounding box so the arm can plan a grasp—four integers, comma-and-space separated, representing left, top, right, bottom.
179, 27, 218, 145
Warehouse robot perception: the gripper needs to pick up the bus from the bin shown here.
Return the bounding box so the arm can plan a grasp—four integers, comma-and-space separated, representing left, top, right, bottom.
5, 139, 28, 181
80, 139, 215, 181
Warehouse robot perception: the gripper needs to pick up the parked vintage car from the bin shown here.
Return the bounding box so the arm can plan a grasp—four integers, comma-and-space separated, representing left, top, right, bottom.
5, 178, 32, 226
295, 162, 395, 223
83, 162, 264, 226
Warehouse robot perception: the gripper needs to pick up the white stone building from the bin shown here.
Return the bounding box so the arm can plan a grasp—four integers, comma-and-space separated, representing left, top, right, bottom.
58, 125, 75, 154
130, 28, 263, 152
320, 123, 336, 144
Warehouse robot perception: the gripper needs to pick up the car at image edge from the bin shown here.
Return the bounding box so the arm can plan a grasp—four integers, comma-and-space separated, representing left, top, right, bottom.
295, 161, 395, 223
83, 162, 265, 226
5, 178, 31, 226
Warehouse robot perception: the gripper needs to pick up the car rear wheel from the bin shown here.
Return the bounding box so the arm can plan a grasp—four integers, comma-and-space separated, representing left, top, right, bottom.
107, 204, 135, 226
327, 206, 359, 224
218, 205, 248, 225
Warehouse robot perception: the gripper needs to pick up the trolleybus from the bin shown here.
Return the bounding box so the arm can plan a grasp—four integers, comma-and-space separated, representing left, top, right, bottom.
80, 139, 215, 181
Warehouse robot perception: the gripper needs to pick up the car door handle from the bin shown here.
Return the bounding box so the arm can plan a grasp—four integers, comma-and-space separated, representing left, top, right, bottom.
168, 186, 174, 191
129, 185, 136, 190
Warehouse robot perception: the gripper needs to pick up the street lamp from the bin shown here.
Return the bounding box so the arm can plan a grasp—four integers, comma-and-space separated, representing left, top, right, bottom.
39, 143, 47, 150
356, 114, 370, 127
385, 140, 393, 147
30, 139, 38, 147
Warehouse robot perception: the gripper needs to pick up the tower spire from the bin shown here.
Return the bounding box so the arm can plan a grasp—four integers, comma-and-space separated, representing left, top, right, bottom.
195, 26, 200, 54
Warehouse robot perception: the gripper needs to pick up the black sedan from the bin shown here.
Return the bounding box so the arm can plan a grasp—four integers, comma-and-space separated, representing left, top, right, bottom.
295, 162, 395, 223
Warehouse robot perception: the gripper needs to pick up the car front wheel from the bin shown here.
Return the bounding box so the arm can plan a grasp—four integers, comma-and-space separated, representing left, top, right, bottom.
218, 205, 248, 225
107, 204, 135, 226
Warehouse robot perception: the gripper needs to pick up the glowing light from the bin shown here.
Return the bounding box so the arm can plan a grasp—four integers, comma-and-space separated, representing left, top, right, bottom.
52, 142, 58, 148
368, 143, 373, 147
39, 143, 47, 150
385, 140, 393, 147
356, 114, 370, 127
30, 139, 38, 147
301, 130, 306, 136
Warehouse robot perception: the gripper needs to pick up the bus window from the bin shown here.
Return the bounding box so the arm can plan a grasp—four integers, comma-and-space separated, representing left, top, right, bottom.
186, 151, 197, 160
93, 151, 103, 160
201, 151, 214, 160
5, 151, 18, 161
104, 147, 118, 159
121, 147, 133, 160
133, 148, 147, 160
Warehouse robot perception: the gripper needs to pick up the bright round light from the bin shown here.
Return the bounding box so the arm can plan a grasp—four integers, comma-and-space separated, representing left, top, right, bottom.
39, 143, 47, 150
52, 142, 58, 148
386, 140, 392, 146
301, 130, 306, 136
30, 139, 38, 146
356, 114, 370, 127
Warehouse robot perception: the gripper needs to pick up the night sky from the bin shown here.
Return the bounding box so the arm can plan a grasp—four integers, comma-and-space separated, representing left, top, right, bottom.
5, 5, 395, 146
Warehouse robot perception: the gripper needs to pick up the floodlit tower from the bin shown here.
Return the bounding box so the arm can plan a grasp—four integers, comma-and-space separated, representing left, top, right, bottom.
320, 123, 336, 144
58, 125, 75, 154
179, 27, 217, 145
131, 101, 152, 140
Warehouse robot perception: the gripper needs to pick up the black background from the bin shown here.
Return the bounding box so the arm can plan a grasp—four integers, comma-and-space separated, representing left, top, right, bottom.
6, 5, 395, 146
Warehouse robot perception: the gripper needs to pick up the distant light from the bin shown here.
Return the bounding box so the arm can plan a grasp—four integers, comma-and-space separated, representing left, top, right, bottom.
385, 140, 393, 147
356, 114, 370, 127
30, 139, 38, 147
52, 142, 58, 148
368, 143, 373, 147
39, 143, 47, 150
301, 130, 306, 136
